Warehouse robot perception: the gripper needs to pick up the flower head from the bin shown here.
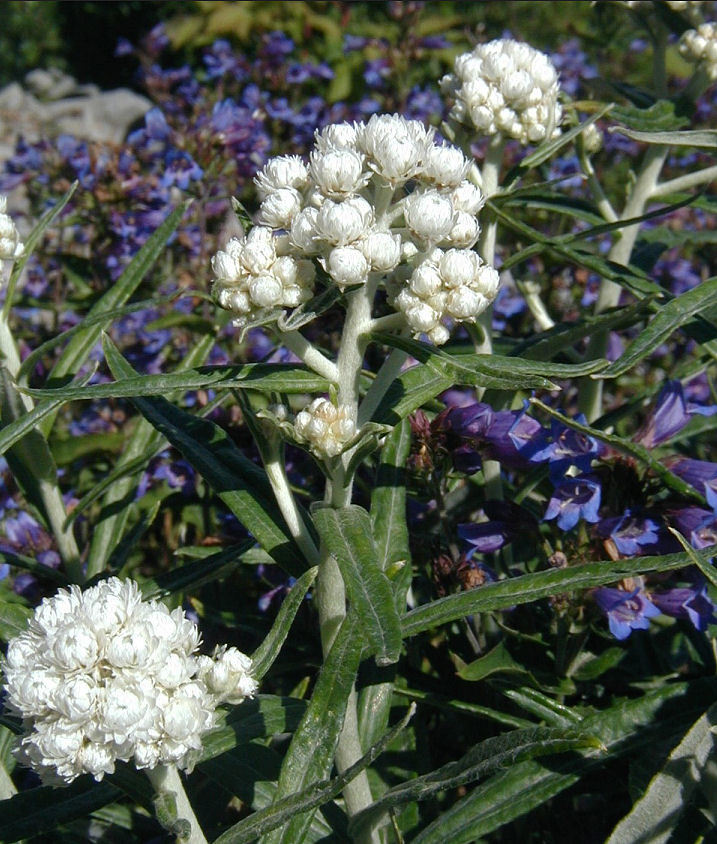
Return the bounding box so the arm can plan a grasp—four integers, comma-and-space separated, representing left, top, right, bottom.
2, 578, 257, 784
441, 39, 562, 143
0, 195, 23, 261
679, 23, 717, 81
294, 397, 356, 458
594, 584, 661, 640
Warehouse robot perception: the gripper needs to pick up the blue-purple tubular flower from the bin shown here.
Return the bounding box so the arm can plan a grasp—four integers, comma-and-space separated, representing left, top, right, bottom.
597, 510, 663, 556
669, 506, 717, 550
651, 582, 716, 632
528, 416, 602, 482
635, 380, 717, 448
594, 586, 661, 640
458, 500, 539, 555
544, 474, 601, 531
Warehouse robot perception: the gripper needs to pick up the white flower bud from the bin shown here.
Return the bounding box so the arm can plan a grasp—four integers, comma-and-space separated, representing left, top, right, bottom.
0, 195, 23, 260
445, 211, 481, 249
254, 155, 309, 199
326, 246, 369, 287
358, 114, 432, 184
259, 187, 303, 229
249, 273, 284, 307
314, 121, 361, 152
316, 196, 374, 245
404, 191, 456, 243
294, 398, 356, 458
309, 147, 369, 198
450, 181, 484, 214
421, 143, 470, 187
290, 207, 320, 253
360, 231, 402, 272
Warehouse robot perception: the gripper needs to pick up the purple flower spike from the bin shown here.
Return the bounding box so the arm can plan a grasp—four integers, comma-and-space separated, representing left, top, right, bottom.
651, 583, 716, 631
597, 510, 662, 556
594, 586, 661, 640
635, 381, 717, 448
544, 474, 601, 531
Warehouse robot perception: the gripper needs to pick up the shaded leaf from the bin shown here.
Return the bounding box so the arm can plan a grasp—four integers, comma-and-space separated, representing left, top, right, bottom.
313, 506, 402, 666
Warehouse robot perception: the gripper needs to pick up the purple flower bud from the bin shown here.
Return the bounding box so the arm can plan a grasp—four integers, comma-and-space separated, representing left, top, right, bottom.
669, 506, 717, 550
635, 381, 717, 448
597, 510, 663, 556
594, 586, 661, 640
665, 456, 717, 511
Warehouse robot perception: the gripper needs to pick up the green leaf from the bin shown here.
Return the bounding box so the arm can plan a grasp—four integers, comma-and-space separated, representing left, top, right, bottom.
502, 687, 582, 727
393, 686, 534, 730
402, 546, 717, 639
103, 336, 308, 577
0, 549, 68, 586
200, 696, 308, 763
277, 284, 343, 332
529, 399, 706, 504
2, 181, 78, 321
371, 362, 450, 424
264, 614, 365, 844
313, 506, 402, 666
458, 641, 533, 683
371, 418, 411, 575
410, 679, 717, 844
605, 702, 717, 844
667, 527, 717, 589
610, 99, 690, 133
599, 276, 717, 377
349, 726, 600, 838
251, 566, 318, 681
0, 600, 32, 642
25, 363, 330, 401
0, 393, 75, 457
213, 705, 414, 844
0, 778, 121, 843
608, 127, 717, 148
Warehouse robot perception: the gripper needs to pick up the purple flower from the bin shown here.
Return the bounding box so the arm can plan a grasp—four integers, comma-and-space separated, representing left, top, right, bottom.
669, 507, 717, 550
635, 380, 717, 448
597, 510, 663, 556
458, 501, 538, 554
665, 457, 717, 511
544, 474, 601, 531
343, 34, 368, 52
159, 149, 204, 190
651, 582, 716, 631
364, 58, 391, 88
204, 40, 247, 80
594, 586, 661, 640
528, 416, 602, 482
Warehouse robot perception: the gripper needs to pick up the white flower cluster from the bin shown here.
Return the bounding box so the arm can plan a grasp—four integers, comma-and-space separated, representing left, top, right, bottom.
294, 397, 356, 458
2, 578, 257, 784
0, 195, 23, 261
211, 114, 499, 344
440, 39, 562, 144
211, 224, 316, 329
679, 22, 717, 80
391, 247, 500, 346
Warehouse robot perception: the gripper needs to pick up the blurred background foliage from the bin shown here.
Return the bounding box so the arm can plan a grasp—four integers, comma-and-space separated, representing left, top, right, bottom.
1, 0, 625, 92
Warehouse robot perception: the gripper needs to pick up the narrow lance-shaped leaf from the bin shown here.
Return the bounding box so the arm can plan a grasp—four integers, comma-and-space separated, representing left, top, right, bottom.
313, 505, 402, 666
402, 546, 717, 639
102, 336, 309, 577
24, 363, 330, 401
599, 275, 717, 377
251, 566, 318, 682
264, 613, 365, 844
0, 601, 32, 643
349, 726, 600, 838
609, 126, 717, 148
605, 702, 717, 844
371, 419, 411, 574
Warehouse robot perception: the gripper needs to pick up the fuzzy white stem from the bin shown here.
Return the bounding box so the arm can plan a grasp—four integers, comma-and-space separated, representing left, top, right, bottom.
264, 454, 320, 565
145, 764, 208, 844
519, 280, 555, 331
651, 165, 717, 198
280, 330, 339, 383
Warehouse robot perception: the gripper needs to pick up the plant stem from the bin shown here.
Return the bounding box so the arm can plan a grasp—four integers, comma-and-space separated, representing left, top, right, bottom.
578, 143, 669, 422
145, 764, 208, 844
264, 452, 320, 565
280, 329, 339, 383
315, 277, 381, 844
651, 164, 717, 198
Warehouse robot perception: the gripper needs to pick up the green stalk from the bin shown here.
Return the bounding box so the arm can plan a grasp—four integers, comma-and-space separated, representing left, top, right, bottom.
145, 764, 208, 844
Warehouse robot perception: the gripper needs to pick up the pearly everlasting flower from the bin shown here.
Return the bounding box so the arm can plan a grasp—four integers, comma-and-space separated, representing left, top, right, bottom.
0, 195, 24, 261
212, 114, 496, 344
212, 225, 315, 327
441, 39, 562, 144
391, 249, 500, 345
679, 23, 717, 81
294, 397, 356, 458
2, 578, 257, 785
